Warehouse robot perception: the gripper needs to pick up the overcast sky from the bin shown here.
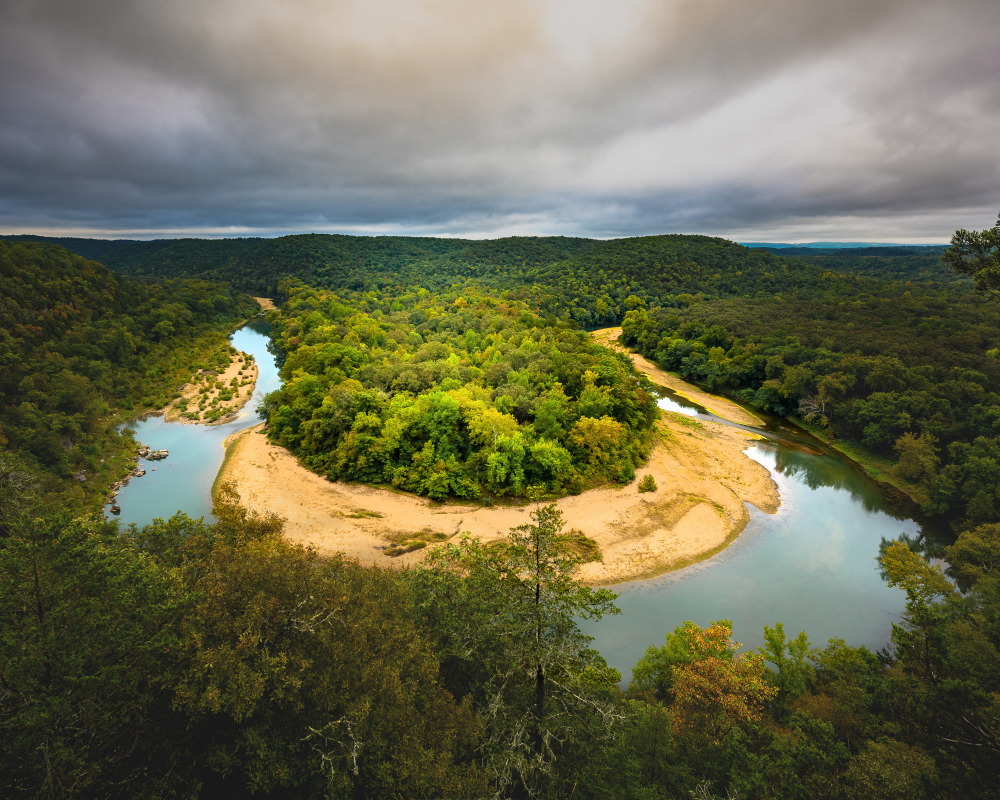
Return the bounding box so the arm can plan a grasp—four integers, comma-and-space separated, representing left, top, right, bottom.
1, 0, 998, 242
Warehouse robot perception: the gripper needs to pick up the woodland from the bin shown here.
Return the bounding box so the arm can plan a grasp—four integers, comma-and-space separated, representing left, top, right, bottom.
2, 218, 1000, 798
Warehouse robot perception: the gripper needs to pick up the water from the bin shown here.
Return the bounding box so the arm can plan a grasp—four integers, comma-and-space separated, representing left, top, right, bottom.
582, 430, 920, 682
108, 324, 921, 680
107, 320, 281, 527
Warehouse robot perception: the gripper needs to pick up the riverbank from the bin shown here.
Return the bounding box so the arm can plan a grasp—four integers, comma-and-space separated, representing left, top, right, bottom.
215, 401, 778, 584
161, 351, 259, 424
159, 301, 273, 425
592, 327, 767, 427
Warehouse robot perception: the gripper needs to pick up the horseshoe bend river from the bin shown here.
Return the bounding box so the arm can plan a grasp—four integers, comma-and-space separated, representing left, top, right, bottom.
109, 321, 922, 682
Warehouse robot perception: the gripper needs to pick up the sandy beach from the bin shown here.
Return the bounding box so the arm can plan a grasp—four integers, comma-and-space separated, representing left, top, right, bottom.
592, 327, 766, 427
216, 351, 779, 584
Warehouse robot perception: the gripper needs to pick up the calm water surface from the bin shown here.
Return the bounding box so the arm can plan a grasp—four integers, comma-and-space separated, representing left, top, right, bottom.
109, 327, 918, 679
107, 321, 281, 527
581, 393, 918, 682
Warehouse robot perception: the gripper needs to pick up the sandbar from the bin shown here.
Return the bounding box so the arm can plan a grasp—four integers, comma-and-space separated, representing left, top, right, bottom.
217, 412, 778, 585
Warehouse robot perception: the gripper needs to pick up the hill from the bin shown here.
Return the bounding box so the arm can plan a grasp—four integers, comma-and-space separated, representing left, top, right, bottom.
0, 239, 258, 506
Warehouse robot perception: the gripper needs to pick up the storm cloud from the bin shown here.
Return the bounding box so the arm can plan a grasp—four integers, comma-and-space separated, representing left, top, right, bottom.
1, 0, 998, 240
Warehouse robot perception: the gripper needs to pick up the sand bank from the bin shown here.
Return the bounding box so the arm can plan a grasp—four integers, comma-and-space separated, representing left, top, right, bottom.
592, 327, 766, 427
216, 407, 777, 584
162, 351, 259, 425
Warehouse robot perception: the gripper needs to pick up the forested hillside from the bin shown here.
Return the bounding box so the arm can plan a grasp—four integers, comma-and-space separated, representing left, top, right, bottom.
758, 245, 964, 285
0, 240, 258, 506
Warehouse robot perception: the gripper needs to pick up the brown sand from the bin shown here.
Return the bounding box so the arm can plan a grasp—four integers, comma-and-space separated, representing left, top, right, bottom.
592, 327, 766, 427
160, 298, 273, 424
163, 351, 259, 425
217, 411, 778, 585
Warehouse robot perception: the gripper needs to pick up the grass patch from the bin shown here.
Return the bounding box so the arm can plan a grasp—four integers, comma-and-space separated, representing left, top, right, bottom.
383, 527, 453, 557
559, 530, 602, 563
663, 410, 705, 431
345, 509, 384, 519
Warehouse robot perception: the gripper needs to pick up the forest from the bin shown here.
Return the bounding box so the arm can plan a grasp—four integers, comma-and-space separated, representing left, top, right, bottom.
262, 282, 657, 500
0, 240, 259, 508
2, 217, 1000, 798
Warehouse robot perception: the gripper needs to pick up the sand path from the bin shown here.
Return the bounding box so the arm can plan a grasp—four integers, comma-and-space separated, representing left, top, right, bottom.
215, 326, 779, 584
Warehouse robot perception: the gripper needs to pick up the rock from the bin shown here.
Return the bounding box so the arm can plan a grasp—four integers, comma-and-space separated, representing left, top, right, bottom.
74, 471, 87, 483
110, 505, 121, 514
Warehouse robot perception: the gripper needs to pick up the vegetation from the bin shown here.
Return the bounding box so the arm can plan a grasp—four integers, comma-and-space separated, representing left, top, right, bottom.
4, 217, 1000, 797
3, 484, 997, 798
0, 239, 258, 507
619, 279, 1000, 531
260, 282, 658, 499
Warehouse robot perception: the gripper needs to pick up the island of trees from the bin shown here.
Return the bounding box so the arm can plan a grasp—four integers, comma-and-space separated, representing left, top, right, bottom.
2, 217, 1000, 798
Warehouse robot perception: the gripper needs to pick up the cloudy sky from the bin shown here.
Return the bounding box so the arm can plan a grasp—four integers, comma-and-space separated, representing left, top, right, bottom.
1, 0, 998, 241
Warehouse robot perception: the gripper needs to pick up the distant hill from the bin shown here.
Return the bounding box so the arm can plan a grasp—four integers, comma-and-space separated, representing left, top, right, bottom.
3, 231, 965, 325
740, 241, 949, 250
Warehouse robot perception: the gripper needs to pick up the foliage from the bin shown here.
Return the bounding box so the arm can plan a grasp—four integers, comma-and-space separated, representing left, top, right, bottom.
0, 240, 258, 507
638, 474, 657, 492
619, 283, 1000, 531
405, 503, 622, 796
941, 212, 1000, 298
259, 282, 657, 499
0, 486, 486, 799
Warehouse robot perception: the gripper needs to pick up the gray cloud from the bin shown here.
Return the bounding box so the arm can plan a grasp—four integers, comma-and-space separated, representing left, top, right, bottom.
1, 0, 998, 240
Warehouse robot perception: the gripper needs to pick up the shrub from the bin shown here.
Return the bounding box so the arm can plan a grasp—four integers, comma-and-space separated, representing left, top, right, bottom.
638, 474, 657, 493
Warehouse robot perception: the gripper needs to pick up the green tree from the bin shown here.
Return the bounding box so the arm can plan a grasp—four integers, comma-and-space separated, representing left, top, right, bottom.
758, 622, 814, 705
892, 432, 940, 486
942, 211, 1000, 297
408, 503, 621, 796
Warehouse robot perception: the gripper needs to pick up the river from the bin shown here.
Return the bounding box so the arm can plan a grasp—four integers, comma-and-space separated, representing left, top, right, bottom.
106, 320, 281, 527
110, 321, 920, 683
580, 389, 919, 681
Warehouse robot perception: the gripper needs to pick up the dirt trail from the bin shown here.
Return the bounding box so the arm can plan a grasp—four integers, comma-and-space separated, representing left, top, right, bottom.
216, 327, 779, 583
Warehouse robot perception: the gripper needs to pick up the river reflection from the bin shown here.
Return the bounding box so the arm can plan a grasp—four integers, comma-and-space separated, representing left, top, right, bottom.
581, 440, 917, 683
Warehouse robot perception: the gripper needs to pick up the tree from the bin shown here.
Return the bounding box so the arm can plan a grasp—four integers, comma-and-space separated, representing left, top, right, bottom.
667, 622, 778, 743
408, 503, 622, 796
942, 211, 1000, 297
892, 432, 940, 486
758, 622, 814, 705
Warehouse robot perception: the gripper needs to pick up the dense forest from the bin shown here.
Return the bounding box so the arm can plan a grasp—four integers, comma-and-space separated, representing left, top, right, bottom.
0, 240, 258, 507
262, 282, 657, 500
619, 285, 1000, 532
3, 218, 1000, 798
3, 480, 998, 798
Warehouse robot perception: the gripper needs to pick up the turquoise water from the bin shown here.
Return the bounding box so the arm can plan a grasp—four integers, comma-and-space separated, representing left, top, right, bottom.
581, 433, 917, 682
107, 321, 281, 527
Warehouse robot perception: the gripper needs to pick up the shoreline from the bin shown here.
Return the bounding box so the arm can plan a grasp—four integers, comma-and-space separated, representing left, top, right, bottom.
591, 327, 768, 428
158, 301, 274, 426
215, 414, 779, 587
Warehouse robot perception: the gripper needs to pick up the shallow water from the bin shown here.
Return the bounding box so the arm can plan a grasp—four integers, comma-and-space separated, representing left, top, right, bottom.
107, 320, 281, 527
581, 434, 917, 682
